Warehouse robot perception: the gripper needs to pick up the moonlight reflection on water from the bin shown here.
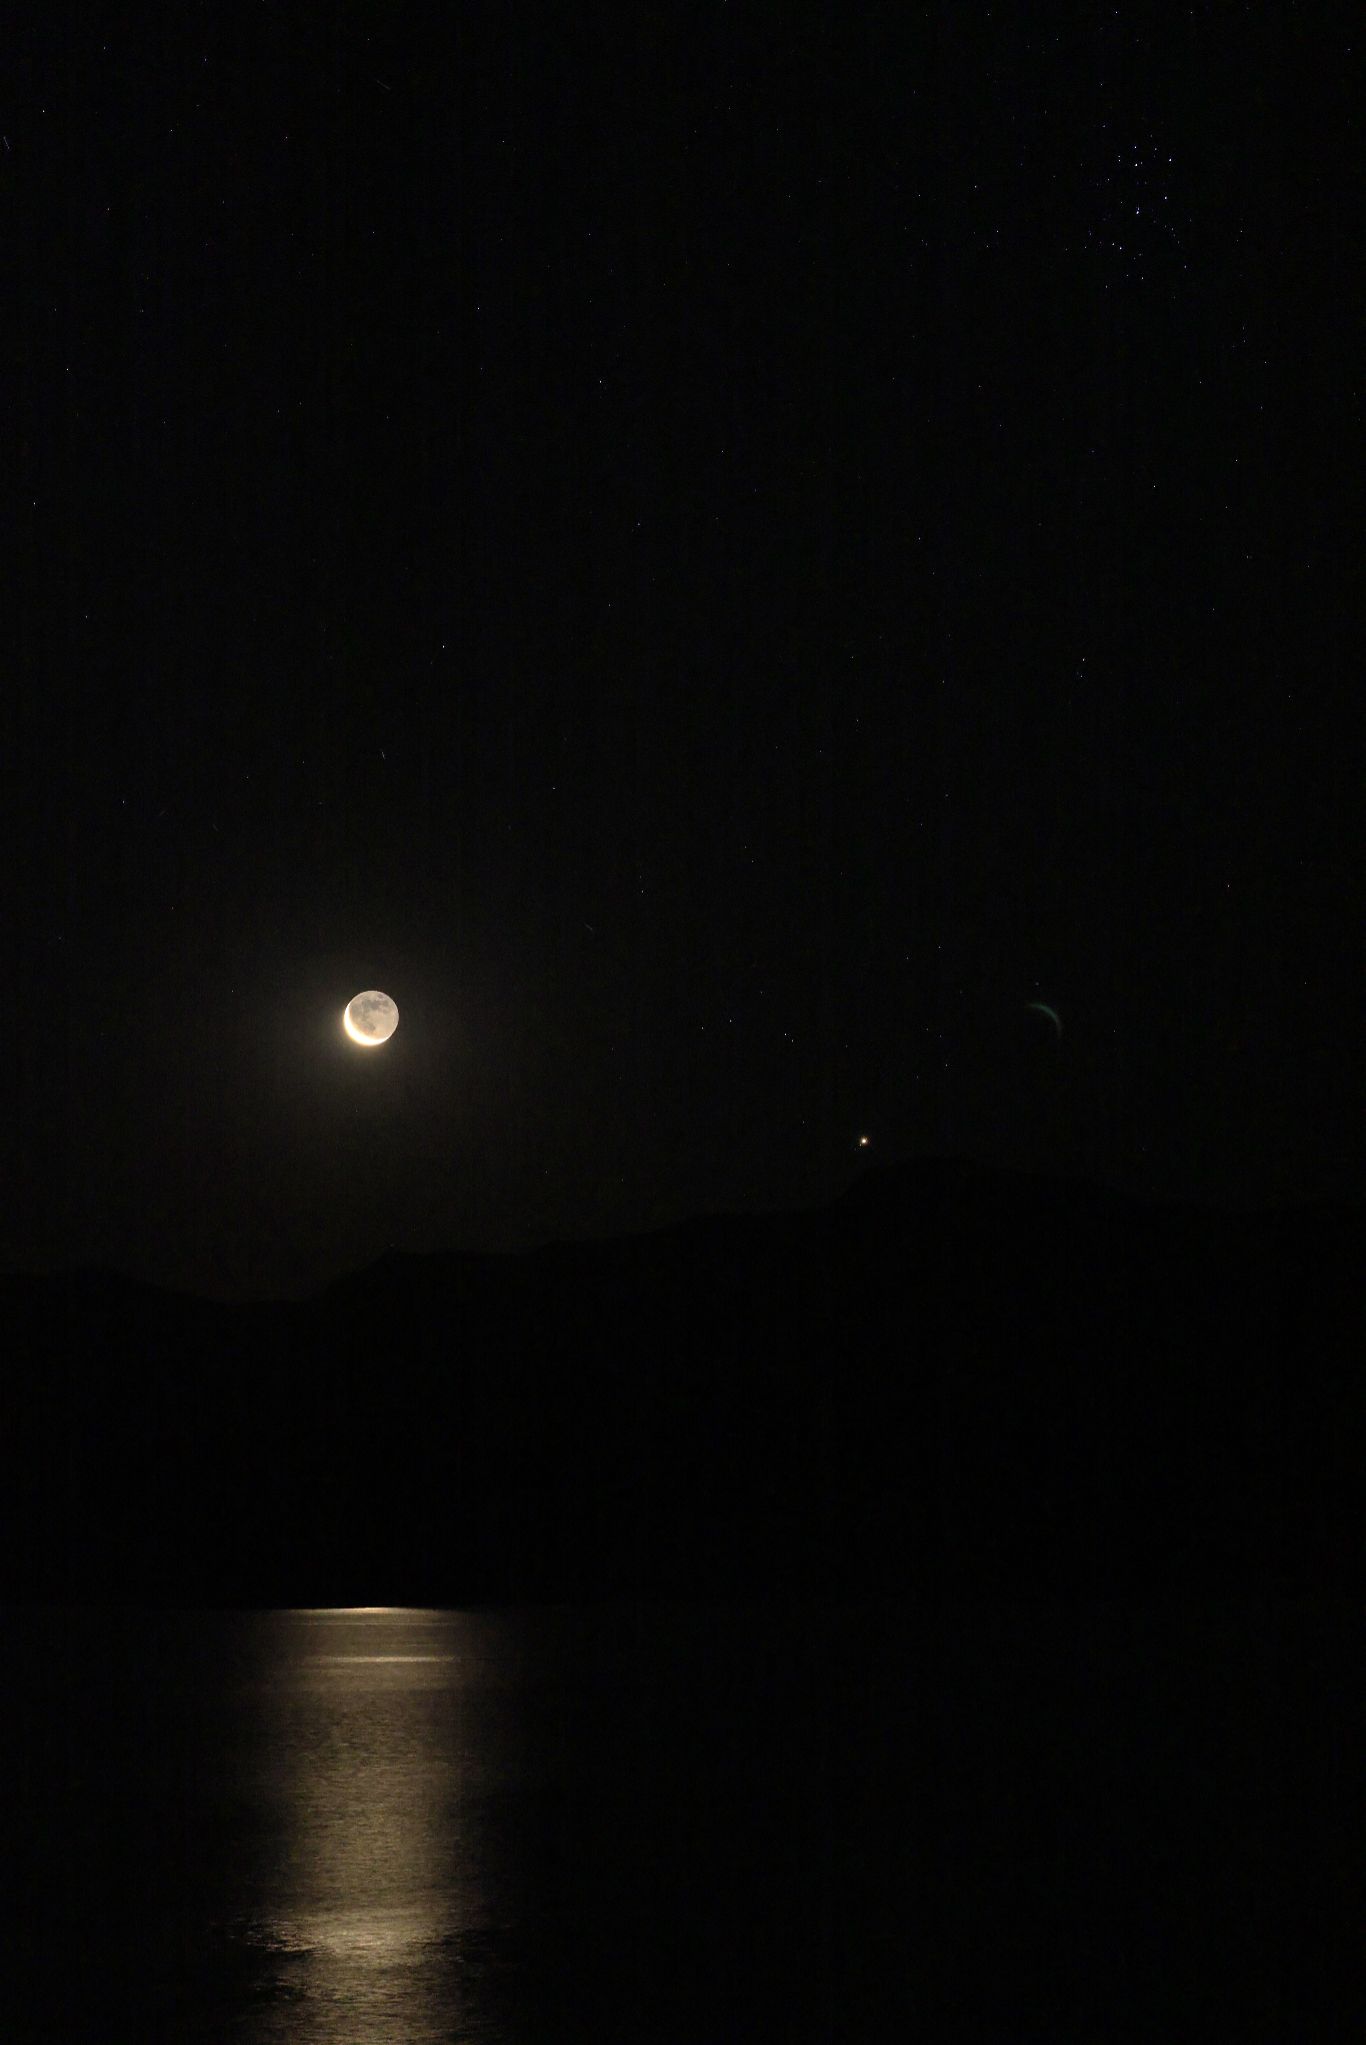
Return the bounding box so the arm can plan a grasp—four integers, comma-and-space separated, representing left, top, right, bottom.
227, 1608, 526, 2040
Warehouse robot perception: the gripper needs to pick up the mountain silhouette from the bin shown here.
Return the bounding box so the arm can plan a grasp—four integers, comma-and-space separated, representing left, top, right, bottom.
3, 1157, 1358, 1607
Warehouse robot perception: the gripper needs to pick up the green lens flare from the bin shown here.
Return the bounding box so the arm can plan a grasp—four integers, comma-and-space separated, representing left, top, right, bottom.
1026, 1002, 1063, 1039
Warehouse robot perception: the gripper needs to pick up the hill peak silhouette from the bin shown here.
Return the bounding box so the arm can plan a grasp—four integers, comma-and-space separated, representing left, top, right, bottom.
4, 1158, 1358, 1607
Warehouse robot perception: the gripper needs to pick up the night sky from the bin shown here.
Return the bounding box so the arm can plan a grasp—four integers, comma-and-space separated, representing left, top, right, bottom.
8, 11, 1358, 1301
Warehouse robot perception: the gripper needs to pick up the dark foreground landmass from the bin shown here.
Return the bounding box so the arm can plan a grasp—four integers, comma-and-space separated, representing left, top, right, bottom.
2, 1157, 1360, 1607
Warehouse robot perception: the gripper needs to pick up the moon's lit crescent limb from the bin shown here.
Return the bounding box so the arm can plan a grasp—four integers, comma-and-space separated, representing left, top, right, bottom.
343, 990, 399, 1046
1026, 1001, 1063, 1039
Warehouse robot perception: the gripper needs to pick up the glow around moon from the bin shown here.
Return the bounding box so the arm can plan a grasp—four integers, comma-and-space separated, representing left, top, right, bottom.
343, 990, 399, 1048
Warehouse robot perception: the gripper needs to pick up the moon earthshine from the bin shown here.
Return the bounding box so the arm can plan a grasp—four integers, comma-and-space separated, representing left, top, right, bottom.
343, 990, 399, 1047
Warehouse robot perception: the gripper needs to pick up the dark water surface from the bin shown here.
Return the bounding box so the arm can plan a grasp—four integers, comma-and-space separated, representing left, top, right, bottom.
5, 1600, 1353, 2040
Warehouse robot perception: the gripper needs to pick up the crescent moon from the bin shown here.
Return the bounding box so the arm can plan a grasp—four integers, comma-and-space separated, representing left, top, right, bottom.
1026, 1001, 1063, 1040
343, 990, 399, 1047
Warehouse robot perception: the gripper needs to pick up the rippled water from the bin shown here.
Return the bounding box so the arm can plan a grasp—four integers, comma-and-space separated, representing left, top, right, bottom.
9, 1608, 542, 2040
5, 1599, 1351, 2040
